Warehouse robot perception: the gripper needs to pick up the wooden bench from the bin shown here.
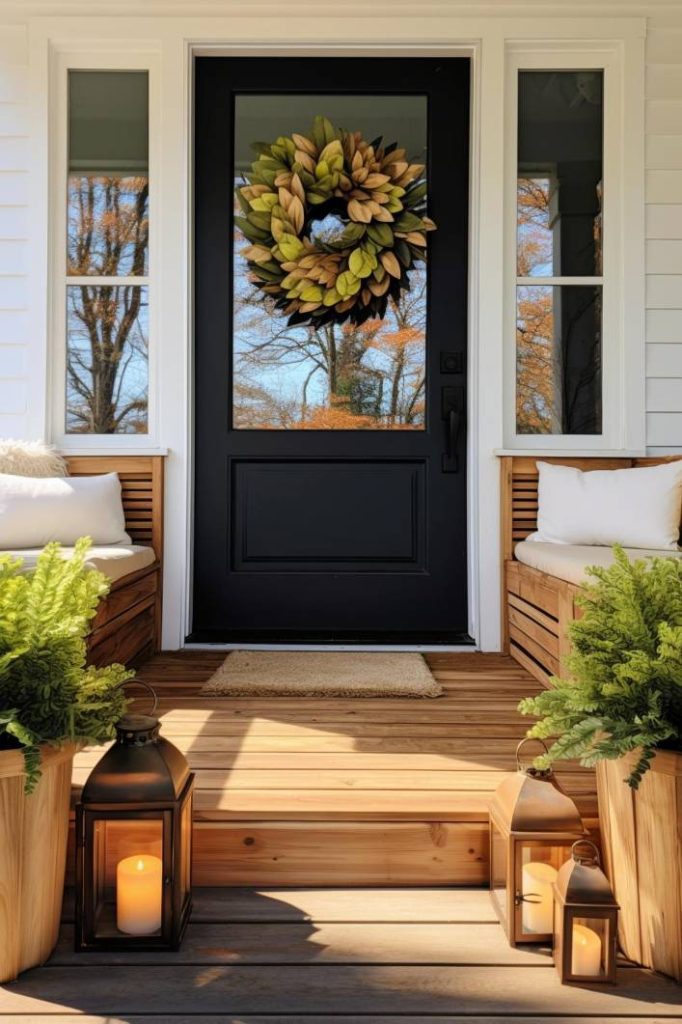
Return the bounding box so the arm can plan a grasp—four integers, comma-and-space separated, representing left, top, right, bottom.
65, 455, 164, 667
500, 455, 682, 688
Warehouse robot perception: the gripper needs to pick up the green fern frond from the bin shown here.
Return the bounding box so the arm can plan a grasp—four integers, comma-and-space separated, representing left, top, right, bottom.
518, 545, 682, 787
0, 538, 132, 793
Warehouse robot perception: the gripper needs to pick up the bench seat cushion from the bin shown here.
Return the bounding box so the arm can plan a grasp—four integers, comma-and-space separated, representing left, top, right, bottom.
515, 540, 682, 587
2, 544, 156, 584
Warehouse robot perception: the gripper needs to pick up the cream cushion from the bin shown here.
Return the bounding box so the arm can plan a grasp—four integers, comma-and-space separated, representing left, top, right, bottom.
0, 472, 130, 548
3, 544, 155, 584
515, 540, 682, 588
529, 460, 682, 550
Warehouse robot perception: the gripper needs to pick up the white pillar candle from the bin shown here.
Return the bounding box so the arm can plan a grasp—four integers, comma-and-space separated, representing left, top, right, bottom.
521, 861, 558, 934
571, 923, 602, 976
116, 854, 163, 936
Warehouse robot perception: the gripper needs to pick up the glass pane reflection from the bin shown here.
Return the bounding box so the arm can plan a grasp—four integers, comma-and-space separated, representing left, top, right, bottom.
232, 94, 428, 430
516, 285, 601, 435
517, 72, 603, 277
66, 284, 148, 434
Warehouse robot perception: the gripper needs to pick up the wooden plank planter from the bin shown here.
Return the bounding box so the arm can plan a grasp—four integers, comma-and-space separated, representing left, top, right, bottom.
597, 749, 682, 981
0, 743, 76, 982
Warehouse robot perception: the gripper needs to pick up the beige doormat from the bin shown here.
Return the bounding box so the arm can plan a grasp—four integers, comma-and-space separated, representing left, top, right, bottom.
200, 650, 443, 698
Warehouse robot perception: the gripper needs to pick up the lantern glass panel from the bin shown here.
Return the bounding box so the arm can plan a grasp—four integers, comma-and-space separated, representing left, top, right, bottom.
87, 816, 164, 941
179, 795, 193, 910
517, 841, 572, 938
570, 914, 612, 979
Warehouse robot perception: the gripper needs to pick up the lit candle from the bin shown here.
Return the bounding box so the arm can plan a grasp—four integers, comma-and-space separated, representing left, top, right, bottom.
116, 854, 163, 935
522, 861, 557, 933
571, 923, 602, 976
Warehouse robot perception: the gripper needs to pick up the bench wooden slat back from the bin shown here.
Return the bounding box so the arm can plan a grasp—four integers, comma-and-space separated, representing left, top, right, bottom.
500, 455, 682, 561
64, 455, 164, 560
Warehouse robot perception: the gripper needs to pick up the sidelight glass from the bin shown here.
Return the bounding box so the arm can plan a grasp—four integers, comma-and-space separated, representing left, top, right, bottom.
517, 71, 603, 278
66, 284, 149, 434
516, 70, 604, 436
232, 94, 428, 430
66, 70, 149, 434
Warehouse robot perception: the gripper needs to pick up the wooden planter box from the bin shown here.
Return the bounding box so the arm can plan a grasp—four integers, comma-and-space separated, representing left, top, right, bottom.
597, 749, 682, 981
0, 743, 76, 982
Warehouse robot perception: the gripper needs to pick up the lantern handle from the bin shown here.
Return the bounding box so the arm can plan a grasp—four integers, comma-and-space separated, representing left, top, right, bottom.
515, 737, 550, 771
119, 679, 159, 717
571, 838, 601, 866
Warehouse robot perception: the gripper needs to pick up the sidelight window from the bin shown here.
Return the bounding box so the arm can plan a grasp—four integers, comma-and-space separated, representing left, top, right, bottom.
65, 70, 149, 435
515, 70, 603, 437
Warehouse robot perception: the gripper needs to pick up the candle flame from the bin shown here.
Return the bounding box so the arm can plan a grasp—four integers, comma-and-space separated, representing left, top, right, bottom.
136, 858, 145, 871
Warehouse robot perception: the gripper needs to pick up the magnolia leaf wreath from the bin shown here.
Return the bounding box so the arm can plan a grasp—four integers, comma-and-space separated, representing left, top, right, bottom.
235, 115, 436, 327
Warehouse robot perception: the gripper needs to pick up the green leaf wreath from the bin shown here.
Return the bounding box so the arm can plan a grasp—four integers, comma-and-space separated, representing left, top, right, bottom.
235, 115, 436, 327
518, 545, 682, 788
0, 538, 132, 793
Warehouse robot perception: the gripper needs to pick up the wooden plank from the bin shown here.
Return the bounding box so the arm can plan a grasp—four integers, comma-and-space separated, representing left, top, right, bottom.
65, 821, 490, 887
3, 964, 680, 1016
61, 886, 501, 924
152, 721, 535, 738
70, 765, 596, 793
73, 749, 593, 773
50, 921, 552, 966
509, 643, 552, 689
184, 791, 597, 822
78, 736, 536, 756
508, 606, 559, 659
507, 592, 558, 634
508, 625, 560, 677
2, 1017, 675, 1024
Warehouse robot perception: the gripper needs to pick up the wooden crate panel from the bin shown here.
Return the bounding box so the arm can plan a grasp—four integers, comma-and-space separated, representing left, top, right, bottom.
506, 561, 560, 618
91, 567, 158, 631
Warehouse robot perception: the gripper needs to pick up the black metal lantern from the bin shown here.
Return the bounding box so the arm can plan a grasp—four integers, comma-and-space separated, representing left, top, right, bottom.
75, 684, 194, 951
553, 840, 619, 984
489, 739, 586, 946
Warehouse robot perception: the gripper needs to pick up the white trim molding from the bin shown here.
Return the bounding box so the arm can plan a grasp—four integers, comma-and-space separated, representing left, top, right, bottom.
30, 14, 646, 652
503, 37, 647, 452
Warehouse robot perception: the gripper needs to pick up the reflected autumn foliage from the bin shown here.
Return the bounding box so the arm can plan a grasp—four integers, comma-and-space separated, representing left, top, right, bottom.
233, 239, 427, 430
516, 176, 601, 435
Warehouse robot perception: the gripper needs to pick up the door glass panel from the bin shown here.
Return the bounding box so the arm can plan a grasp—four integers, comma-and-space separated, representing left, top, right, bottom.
516, 284, 601, 434
517, 71, 603, 277
232, 94, 429, 429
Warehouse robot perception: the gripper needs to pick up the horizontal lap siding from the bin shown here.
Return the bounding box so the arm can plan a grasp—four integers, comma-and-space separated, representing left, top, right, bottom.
646, 16, 682, 455
0, 24, 28, 439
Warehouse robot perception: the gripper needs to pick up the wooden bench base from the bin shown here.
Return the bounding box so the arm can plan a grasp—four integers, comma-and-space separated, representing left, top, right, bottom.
88, 563, 161, 667
64, 455, 165, 667
505, 559, 580, 687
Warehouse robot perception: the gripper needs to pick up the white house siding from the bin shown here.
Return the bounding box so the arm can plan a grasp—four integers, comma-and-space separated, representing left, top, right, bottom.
646, 13, 682, 454
0, 12, 679, 451
0, 23, 28, 439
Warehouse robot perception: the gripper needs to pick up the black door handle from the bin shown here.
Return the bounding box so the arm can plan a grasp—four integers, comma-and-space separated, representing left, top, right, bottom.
442, 386, 464, 474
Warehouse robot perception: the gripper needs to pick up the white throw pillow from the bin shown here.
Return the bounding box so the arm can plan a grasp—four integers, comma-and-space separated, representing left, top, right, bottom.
0, 472, 130, 548
528, 460, 682, 550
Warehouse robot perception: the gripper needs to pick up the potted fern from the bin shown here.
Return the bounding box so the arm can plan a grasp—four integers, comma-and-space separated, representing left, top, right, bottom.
0, 538, 131, 982
518, 546, 682, 980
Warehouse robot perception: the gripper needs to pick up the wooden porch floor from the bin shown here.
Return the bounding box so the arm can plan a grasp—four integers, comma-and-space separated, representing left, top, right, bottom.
4, 652, 681, 1020
3, 887, 681, 1019
70, 651, 599, 886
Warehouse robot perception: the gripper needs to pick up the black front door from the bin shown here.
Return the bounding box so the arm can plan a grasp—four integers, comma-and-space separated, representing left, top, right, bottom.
192, 56, 470, 643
